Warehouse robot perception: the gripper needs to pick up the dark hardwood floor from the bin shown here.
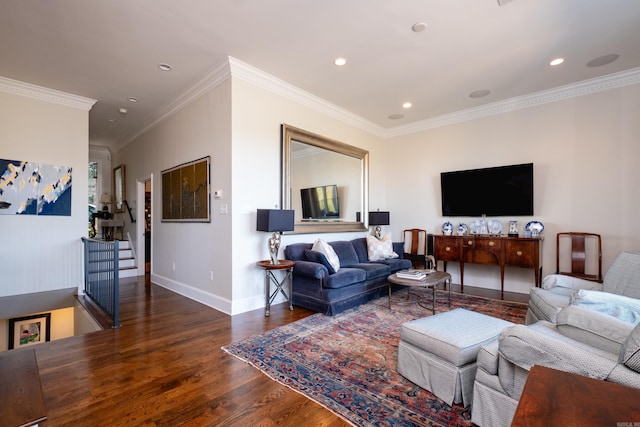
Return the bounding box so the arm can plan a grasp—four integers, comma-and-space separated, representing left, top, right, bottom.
31, 276, 527, 426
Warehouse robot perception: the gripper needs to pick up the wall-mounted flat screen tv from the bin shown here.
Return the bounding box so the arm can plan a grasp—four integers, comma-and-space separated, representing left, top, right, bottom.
300, 184, 340, 220
440, 163, 534, 216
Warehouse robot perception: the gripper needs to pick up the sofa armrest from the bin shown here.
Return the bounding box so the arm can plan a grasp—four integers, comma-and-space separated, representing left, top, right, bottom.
498, 323, 618, 381
292, 260, 329, 280
541, 274, 603, 293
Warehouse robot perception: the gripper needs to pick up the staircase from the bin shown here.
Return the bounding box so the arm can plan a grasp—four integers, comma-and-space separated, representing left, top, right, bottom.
118, 240, 138, 278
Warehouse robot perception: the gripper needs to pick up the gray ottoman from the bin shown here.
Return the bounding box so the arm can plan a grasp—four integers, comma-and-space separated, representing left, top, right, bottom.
397, 308, 513, 407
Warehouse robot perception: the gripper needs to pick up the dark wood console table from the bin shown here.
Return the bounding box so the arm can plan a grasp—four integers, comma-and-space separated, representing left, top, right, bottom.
512, 365, 640, 426
433, 234, 543, 292
0, 348, 47, 426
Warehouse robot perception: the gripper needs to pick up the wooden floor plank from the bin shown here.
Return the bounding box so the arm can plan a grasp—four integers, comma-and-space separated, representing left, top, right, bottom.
26, 276, 526, 426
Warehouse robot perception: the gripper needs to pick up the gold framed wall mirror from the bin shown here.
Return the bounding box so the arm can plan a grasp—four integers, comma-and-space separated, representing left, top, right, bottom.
281, 124, 368, 234
113, 164, 126, 213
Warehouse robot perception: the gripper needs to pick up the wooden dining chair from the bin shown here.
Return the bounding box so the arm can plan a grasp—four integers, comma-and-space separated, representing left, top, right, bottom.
403, 229, 435, 269
556, 232, 603, 282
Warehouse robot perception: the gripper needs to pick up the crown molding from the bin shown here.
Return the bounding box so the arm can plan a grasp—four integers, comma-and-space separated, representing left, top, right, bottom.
114, 59, 232, 152
385, 67, 640, 138
116, 58, 640, 152
0, 76, 96, 111
228, 57, 387, 136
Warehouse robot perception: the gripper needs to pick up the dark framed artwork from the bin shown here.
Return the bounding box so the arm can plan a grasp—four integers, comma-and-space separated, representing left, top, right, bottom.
8, 313, 51, 349
161, 156, 210, 222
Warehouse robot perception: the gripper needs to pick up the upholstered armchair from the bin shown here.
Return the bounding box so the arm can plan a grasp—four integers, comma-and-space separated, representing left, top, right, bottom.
472, 305, 640, 427
526, 251, 640, 325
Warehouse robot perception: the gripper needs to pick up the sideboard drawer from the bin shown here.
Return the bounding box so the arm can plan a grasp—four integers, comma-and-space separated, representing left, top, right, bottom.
505, 240, 538, 268
463, 237, 502, 251
433, 236, 461, 261
463, 237, 502, 264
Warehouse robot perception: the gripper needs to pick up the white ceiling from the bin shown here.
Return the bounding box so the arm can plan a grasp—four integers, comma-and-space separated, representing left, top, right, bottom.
2, 0, 640, 152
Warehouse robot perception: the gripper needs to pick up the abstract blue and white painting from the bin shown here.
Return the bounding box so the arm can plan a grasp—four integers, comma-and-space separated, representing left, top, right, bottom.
0, 159, 72, 216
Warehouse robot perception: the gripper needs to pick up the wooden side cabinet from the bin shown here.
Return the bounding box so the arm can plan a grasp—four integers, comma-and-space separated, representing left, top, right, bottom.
433, 234, 543, 293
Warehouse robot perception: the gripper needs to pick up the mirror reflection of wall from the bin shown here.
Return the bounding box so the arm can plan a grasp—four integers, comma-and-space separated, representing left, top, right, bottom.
113, 164, 125, 213
291, 141, 360, 222
281, 124, 368, 233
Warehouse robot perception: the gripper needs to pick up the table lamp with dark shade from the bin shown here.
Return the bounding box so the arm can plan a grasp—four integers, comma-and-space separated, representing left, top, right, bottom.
368, 210, 390, 239
256, 209, 295, 264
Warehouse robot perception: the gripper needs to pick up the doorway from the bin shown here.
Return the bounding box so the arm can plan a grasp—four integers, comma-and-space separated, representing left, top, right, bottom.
137, 176, 152, 276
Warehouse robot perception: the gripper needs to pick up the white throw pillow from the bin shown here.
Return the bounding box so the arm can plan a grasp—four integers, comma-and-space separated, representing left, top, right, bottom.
311, 239, 340, 272
366, 232, 399, 262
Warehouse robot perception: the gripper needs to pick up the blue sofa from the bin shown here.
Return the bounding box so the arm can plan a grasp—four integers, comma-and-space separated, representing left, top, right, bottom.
284, 237, 412, 315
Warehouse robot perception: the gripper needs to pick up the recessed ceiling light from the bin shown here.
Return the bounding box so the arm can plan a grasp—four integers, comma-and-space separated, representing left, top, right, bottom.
127, 97, 139, 103
334, 57, 347, 66
158, 63, 172, 71
550, 58, 565, 66
388, 113, 404, 120
402, 102, 412, 109
469, 89, 491, 98
587, 54, 619, 67
412, 22, 427, 32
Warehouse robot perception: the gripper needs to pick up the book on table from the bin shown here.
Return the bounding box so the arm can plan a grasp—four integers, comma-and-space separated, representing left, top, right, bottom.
396, 269, 433, 280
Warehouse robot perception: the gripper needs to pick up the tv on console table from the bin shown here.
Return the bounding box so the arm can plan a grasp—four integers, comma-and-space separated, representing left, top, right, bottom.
433, 234, 543, 294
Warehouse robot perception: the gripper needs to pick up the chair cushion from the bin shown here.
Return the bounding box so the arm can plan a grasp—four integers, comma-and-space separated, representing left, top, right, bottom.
304, 249, 336, 274
619, 323, 640, 373
366, 232, 399, 261
311, 239, 340, 272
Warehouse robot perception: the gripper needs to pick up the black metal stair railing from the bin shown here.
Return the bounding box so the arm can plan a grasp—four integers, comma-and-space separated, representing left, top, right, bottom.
81, 237, 121, 328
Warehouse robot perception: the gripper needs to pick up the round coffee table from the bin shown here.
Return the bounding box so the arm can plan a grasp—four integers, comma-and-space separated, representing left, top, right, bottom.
387, 270, 452, 313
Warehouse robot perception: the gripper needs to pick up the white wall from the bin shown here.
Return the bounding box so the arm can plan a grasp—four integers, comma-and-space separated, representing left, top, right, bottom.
384, 84, 640, 293
89, 145, 112, 206
0, 87, 92, 298
229, 77, 387, 314
113, 80, 234, 310
114, 64, 640, 314
116, 71, 389, 316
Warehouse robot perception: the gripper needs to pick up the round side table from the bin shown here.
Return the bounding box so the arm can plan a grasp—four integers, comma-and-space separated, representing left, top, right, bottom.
387, 270, 451, 314
256, 260, 295, 316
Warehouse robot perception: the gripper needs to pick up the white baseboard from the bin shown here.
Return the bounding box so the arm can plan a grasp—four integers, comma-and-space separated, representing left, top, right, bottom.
151, 274, 232, 315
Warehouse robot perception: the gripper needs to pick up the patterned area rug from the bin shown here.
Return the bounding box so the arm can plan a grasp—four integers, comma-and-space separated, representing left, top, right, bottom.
222, 290, 527, 427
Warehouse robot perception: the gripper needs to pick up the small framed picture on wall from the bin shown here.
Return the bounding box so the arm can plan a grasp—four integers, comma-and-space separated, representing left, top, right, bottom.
8, 313, 51, 350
